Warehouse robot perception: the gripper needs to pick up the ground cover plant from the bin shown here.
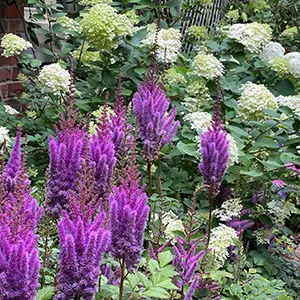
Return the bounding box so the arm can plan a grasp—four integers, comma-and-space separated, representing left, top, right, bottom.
0, 0, 299, 299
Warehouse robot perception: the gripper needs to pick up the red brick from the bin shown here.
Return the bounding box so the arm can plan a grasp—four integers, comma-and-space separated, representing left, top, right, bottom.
0, 4, 6, 18
0, 56, 16, 67
11, 66, 19, 81
0, 84, 8, 100
9, 19, 25, 33
6, 5, 19, 18
8, 81, 23, 95
0, 68, 12, 81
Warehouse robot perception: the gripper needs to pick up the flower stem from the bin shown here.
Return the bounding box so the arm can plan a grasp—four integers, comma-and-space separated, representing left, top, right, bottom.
119, 257, 126, 300
203, 194, 214, 266
147, 161, 153, 198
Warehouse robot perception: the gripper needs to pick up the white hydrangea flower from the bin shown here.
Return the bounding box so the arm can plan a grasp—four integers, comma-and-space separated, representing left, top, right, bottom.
38, 63, 71, 95
227, 134, 239, 166
254, 228, 273, 245
227, 22, 272, 53
142, 27, 181, 63
165, 67, 186, 85
209, 224, 238, 268
4, 105, 18, 115
277, 95, 300, 116
154, 211, 184, 242
192, 53, 224, 80
0, 126, 10, 145
267, 200, 296, 225
213, 198, 243, 221
56, 16, 82, 33
259, 42, 285, 64
237, 82, 278, 121
184, 111, 212, 133
296, 145, 300, 155
1, 33, 32, 57
269, 57, 290, 77
283, 52, 300, 78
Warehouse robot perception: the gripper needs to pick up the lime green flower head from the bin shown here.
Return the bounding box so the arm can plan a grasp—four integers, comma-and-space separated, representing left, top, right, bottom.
72, 43, 100, 65
280, 26, 298, 40
125, 10, 139, 25
81, 4, 133, 51
165, 67, 186, 85
187, 25, 207, 39
1, 33, 32, 57
79, 0, 111, 6
226, 9, 239, 21
269, 57, 290, 77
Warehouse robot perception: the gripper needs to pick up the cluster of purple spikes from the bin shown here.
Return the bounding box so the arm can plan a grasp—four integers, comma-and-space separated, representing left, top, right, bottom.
133, 67, 179, 162
0, 128, 42, 299
199, 99, 229, 197
173, 237, 205, 300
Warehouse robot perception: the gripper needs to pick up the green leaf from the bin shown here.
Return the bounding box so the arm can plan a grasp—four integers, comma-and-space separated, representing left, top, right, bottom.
36, 286, 54, 300
137, 271, 151, 288
40, 46, 53, 56
255, 137, 278, 149
280, 152, 298, 164
240, 170, 263, 177
258, 215, 273, 227
274, 79, 295, 96
164, 0, 180, 7
158, 251, 173, 268
102, 67, 116, 87
177, 142, 199, 158
156, 278, 178, 290
142, 287, 170, 298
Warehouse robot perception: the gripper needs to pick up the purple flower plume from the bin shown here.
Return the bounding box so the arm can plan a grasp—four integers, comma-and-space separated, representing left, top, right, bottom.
109, 140, 150, 272
0, 129, 41, 299
56, 158, 111, 300
133, 68, 179, 162
199, 98, 229, 196
173, 237, 204, 291
55, 212, 110, 300
46, 129, 86, 218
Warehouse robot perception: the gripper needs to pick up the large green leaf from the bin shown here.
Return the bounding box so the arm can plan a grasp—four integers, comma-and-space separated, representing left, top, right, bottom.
36, 287, 54, 300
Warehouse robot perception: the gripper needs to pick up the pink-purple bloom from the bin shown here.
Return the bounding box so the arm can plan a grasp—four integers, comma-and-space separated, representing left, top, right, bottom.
173, 237, 204, 292
109, 146, 149, 272
199, 101, 229, 196
133, 69, 179, 162
0, 129, 41, 299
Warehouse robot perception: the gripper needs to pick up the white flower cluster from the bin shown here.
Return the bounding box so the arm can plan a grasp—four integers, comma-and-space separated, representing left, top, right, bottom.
4, 105, 18, 115
154, 211, 184, 242
56, 16, 81, 33
192, 53, 224, 80
283, 52, 300, 78
79, 0, 111, 5
165, 67, 186, 85
227, 134, 239, 165
237, 82, 278, 121
1, 33, 32, 58
253, 228, 273, 245
259, 42, 285, 64
184, 111, 212, 132
209, 224, 238, 268
38, 63, 71, 95
276, 95, 300, 116
182, 80, 212, 112
267, 200, 297, 225
269, 58, 290, 77
142, 26, 181, 63
227, 22, 272, 53
0, 126, 10, 145
214, 198, 243, 221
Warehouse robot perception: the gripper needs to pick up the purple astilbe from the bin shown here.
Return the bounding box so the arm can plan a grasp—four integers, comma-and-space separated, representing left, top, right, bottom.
56, 158, 111, 300
56, 212, 110, 300
133, 67, 179, 162
100, 264, 121, 285
173, 237, 205, 292
109, 139, 150, 271
198, 279, 221, 299
110, 76, 133, 157
0, 130, 41, 299
199, 98, 229, 197
3, 127, 22, 192
46, 130, 86, 218
226, 218, 254, 235
46, 68, 88, 218
184, 275, 200, 300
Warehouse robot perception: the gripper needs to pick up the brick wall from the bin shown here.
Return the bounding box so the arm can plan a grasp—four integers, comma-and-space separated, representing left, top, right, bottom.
0, 0, 25, 105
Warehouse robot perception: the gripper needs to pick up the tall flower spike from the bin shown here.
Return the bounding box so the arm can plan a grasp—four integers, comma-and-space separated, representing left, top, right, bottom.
56, 156, 111, 299
133, 64, 179, 162
0, 129, 41, 299
173, 237, 204, 291
3, 127, 22, 192
109, 137, 150, 271
46, 63, 87, 218
199, 85, 229, 196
